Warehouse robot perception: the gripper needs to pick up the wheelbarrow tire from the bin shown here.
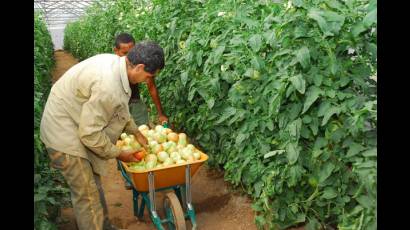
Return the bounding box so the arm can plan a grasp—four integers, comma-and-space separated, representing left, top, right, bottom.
163, 192, 186, 230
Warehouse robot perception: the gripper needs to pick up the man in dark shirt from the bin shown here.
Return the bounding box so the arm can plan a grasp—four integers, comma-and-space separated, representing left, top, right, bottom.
114, 33, 169, 126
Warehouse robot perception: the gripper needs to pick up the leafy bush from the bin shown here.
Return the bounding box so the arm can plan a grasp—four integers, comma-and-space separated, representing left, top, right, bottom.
34, 12, 70, 230
64, 0, 376, 229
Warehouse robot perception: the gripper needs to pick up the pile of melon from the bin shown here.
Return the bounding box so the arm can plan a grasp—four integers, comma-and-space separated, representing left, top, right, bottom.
116, 125, 202, 172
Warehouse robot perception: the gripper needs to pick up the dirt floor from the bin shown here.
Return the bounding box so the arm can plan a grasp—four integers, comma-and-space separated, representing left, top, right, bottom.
52, 51, 304, 230
51, 50, 79, 84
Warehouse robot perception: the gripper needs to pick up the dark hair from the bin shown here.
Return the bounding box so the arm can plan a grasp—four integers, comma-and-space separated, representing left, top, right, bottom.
126, 41, 165, 74
114, 33, 135, 48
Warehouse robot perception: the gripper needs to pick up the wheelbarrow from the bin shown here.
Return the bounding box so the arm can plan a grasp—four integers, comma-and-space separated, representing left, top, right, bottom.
117, 152, 208, 230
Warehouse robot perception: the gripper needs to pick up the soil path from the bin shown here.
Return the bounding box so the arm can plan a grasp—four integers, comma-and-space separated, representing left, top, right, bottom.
52, 50, 260, 230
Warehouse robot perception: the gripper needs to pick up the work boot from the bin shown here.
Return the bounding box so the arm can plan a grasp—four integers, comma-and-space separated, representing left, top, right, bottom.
103, 218, 126, 230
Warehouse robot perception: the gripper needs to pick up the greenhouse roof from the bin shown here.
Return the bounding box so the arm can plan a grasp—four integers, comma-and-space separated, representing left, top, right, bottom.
34, 0, 95, 28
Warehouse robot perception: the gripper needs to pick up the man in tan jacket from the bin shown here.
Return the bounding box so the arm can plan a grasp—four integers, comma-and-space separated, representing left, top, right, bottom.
40, 41, 165, 230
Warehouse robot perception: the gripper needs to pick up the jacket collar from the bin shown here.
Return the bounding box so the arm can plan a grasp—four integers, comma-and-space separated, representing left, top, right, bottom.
119, 56, 131, 97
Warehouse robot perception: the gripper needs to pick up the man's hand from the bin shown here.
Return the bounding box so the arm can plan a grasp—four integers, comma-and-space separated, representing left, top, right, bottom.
117, 152, 139, 162
158, 114, 169, 124
134, 130, 148, 148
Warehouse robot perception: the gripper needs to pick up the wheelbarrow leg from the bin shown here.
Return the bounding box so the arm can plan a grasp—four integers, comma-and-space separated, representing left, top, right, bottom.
138, 194, 146, 219
148, 172, 165, 230
132, 189, 139, 217
185, 165, 197, 229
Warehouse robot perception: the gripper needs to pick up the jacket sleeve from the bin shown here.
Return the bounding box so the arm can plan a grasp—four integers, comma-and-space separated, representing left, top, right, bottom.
78, 82, 121, 159
124, 117, 139, 135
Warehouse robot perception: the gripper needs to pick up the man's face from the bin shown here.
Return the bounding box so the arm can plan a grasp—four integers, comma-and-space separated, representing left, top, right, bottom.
114, 42, 135, 57
126, 62, 159, 85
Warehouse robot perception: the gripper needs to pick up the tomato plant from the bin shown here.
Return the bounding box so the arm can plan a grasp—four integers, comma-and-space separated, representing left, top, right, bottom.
35, 12, 70, 229
64, 0, 377, 229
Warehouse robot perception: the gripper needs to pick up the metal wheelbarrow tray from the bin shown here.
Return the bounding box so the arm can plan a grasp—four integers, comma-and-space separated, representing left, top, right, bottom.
118, 152, 208, 230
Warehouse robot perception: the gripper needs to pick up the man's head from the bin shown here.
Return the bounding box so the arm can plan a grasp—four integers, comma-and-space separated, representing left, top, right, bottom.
114, 33, 135, 57
125, 41, 165, 84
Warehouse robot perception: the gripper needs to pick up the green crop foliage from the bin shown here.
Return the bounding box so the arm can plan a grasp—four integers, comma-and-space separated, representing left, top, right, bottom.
34, 12, 70, 230
64, 0, 377, 229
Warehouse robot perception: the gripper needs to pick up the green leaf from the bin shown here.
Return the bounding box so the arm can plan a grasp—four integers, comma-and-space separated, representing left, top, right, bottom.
308, 9, 345, 36
322, 187, 338, 199
326, 90, 336, 98
263, 30, 275, 46
346, 143, 365, 158
266, 120, 274, 131
292, 0, 303, 7
236, 133, 249, 145
314, 137, 327, 150
355, 161, 376, 168
264, 150, 285, 159
361, 148, 377, 157
34, 193, 46, 202
216, 107, 237, 124
249, 34, 263, 52
368, 0, 377, 10
251, 55, 265, 70
295, 213, 306, 223
181, 72, 188, 87
309, 118, 319, 136
308, 8, 329, 35
294, 26, 308, 39
254, 181, 264, 197
47, 197, 56, 205
326, 0, 343, 10
34, 174, 41, 184
289, 74, 306, 94
356, 195, 373, 209
286, 142, 299, 164
255, 215, 266, 226
269, 94, 282, 116
363, 9, 377, 27
296, 46, 310, 69
349, 205, 364, 216
306, 217, 321, 230
327, 51, 338, 76
302, 86, 321, 113
318, 162, 335, 183
288, 118, 302, 139
302, 115, 312, 124
207, 97, 215, 109
312, 149, 322, 158
213, 45, 225, 63
188, 88, 196, 102
367, 42, 377, 59
321, 106, 341, 126
196, 50, 203, 66
352, 22, 367, 37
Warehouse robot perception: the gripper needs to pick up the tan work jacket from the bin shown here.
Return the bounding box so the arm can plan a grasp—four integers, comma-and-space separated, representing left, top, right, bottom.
40, 54, 138, 175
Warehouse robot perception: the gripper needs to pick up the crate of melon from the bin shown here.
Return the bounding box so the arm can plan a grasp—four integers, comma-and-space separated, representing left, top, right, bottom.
116, 124, 208, 192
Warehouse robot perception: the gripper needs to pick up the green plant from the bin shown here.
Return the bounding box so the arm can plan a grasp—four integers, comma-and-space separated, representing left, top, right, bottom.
34, 12, 70, 229
64, 0, 376, 229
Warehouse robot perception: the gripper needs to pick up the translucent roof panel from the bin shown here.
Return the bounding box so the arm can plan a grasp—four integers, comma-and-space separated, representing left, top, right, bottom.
34, 0, 95, 49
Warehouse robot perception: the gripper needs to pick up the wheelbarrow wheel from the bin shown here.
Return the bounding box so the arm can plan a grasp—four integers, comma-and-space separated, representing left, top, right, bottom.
163, 192, 186, 230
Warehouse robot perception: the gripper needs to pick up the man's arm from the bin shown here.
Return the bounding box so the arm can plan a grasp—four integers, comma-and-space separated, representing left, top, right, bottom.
146, 78, 168, 123
78, 84, 122, 159
124, 118, 148, 148
78, 83, 139, 162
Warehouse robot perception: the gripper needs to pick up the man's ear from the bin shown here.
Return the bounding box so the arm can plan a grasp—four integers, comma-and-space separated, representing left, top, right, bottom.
136, 64, 145, 72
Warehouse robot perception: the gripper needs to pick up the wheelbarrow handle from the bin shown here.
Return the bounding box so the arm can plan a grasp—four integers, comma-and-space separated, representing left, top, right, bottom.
117, 160, 134, 187
162, 121, 169, 128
